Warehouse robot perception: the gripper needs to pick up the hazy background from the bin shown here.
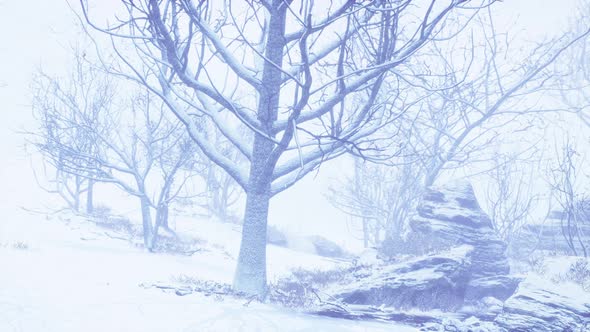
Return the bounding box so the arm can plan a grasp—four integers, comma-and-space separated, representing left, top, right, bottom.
0, 0, 580, 250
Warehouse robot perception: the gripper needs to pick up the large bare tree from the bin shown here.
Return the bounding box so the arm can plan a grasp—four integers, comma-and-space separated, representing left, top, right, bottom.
403, 13, 590, 188
78, 0, 503, 296
328, 9, 590, 251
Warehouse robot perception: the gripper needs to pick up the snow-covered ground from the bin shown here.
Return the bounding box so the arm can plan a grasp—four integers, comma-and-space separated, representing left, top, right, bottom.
0, 208, 416, 332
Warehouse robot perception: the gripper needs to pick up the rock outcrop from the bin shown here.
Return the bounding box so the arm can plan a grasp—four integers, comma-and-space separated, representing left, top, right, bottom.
323, 181, 518, 312
512, 219, 590, 256
495, 275, 590, 332
307, 235, 345, 258
267, 225, 288, 247
312, 180, 590, 331
334, 245, 474, 311
266, 226, 346, 258
409, 180, 518, 303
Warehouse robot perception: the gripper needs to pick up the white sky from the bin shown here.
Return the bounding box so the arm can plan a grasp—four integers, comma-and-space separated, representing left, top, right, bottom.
0, 0, 581, 250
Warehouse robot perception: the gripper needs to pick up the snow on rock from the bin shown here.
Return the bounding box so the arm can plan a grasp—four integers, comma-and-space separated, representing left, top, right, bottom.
312, 304, 463, 327
410, 180, 519, 303
356, 247, 381, 266
272, 232, 348, 259
422, 316, 506, 332
494, 275, 590, 332
332, 245, 474, 311
314, 180, 524, 328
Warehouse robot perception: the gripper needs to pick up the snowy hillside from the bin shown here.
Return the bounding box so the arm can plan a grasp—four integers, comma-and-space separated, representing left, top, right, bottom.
0, 209, 416, 332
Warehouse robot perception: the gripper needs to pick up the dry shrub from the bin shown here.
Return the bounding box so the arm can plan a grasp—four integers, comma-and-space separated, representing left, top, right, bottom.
527, 252, 547, 275
553, 259, 590, 291
268, 267, 351, 308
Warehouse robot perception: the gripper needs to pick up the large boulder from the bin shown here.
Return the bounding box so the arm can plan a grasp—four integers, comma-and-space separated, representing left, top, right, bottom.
319, 180, 520, 323
409, 180, 518, 303
313, 179, 590, 330
495, 275, 590, 331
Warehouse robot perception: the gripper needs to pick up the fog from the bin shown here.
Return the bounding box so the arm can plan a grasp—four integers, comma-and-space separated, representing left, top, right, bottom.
1, 1, 589, 331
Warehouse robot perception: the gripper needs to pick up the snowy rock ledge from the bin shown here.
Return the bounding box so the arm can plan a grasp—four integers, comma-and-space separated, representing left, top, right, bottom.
495, 275, 590, 332
334, 245, 474, 311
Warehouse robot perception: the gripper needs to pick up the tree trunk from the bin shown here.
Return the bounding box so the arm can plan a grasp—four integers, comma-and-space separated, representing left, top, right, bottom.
233, 191, 271, 296
232, 1, 287, 297
424, 171, 437, 188
233, 122, 275, 297
86, 179, 94, 215
160, 204, 170, 229
73, 176, 81, 212
362, 217, 369, 248
150, 203, 170, 249
375, 225, 381, 245
140, 196, 153, 250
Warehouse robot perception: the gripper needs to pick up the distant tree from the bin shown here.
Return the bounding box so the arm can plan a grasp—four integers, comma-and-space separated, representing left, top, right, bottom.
484, 153, 539, 245
30, 49, 109, 214
547, 139, 589, 257
402, 13, 590, 188
30, 51, 199, 250
328, 156, 423, 248
195, 124, 245, 224
560, 0, 590, 128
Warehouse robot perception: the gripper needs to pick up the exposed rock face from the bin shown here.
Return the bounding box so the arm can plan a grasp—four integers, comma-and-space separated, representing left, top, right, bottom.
313, 181, 590, 330
315, 180, 546, 329
266, 228, 346, 258
410, 180, 518, 302
495, 275, 590, 332
512, 220, 590, 256
334, 245, 474, 311
267, 225, 288, 247
307, 235, 345, 258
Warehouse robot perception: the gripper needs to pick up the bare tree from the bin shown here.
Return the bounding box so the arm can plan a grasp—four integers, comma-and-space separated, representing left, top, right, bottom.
403, 12, 590, 188
31, 52, 199, 250
30, 49, 109, 214
484, 153, 539, 245
560, 0, 590, 128
328, 155, 423, 248
78, 0, 500, 296
328, 10, 590, 251
78, 91, 199, 250
547, 138, 589, 257
195, 124, 245, 224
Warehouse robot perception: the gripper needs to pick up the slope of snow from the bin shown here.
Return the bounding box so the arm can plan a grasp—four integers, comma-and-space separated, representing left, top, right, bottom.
0, 209, 417, 331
